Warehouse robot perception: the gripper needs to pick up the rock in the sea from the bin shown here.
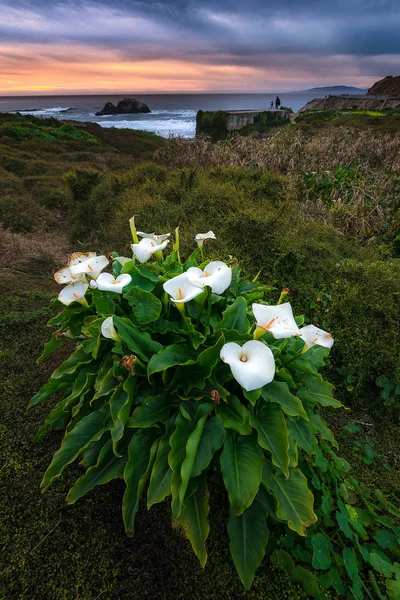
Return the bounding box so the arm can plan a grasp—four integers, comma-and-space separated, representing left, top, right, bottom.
95, 97, 151, 116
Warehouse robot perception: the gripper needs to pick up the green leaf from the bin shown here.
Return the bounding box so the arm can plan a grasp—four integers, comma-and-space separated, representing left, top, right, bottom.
122, 428, 159, 533
250, 402, 290, 477
309, 413, 338, 448
147, 423, 175, 508
110, 377, 136, 454
292, 566, 321, 598
169, 411, 194, 518
216, 394, 252, 435
91, 288, 117, 315
128, 394, 175, 428
147, 344, 196, 378
369, 552, 395, 578
124, 287, 162, 324
220, 430, 264, 515
179, 416, 225, 505
343, 548, 364, 600
298, 374, 343, 408
41, 404, 110, 491
386, 579, 400, 600
262, 464, 317, 536
37, 332, 66, 364
179, 478, 210, 568
344, 423, 361, 433
270, 549, 295, 573
287, 417, 317, 454
67, 438, 128, 504
262, 380, 308, 419
197, 334, 225, 369
330, 567, 345, 596
214, 297, 250, 334
228, 495, 269, 589
52, 347, 93, 379
113, 316, 162, 361
374, 529, 399, 552
311, 533, 332, 570
121, 261, 156, 290
29, 377, 73, 409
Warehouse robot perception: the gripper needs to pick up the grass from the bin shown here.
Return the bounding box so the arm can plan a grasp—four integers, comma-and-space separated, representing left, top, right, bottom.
0, 111, 399, 599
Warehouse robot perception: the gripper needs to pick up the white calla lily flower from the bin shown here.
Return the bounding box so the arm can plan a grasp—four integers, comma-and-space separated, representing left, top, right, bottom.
101, 316, 121, 342
70, 255, 109, 280
300, 324, 334, 350
137, 231, 171, 243
95, 273, 132, 293
131, 238, 169, 263
54, 251, 97, 285
195, 231, 216, 248
186, 261, 232, 295
220, 340, 275, 391
58, 282, 89, 306
163, 273, 204, 303
252, 302, 301, 339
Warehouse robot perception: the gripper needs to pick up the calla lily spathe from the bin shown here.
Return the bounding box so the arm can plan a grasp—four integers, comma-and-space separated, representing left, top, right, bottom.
131, 238, 169, 263
300, 324, 334, 350
195, 231, 216, 248
101, 316, 121, 341
220, 340, 275, 391
95, 273, 132, 293
137, 231, 171, 244
252, 302, 301, 339
163, 273, 204, 303
69, 255, 109, 280
186, 261, 232, 295
58, 281, 89, 306
54, 251, 97, 285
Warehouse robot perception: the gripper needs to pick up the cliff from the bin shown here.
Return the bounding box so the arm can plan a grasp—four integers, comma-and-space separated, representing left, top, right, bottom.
299, 95, 400, 112
368, 75, 400, 96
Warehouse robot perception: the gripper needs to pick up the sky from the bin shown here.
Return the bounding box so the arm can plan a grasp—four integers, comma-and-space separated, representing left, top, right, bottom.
0, 0, 400, 94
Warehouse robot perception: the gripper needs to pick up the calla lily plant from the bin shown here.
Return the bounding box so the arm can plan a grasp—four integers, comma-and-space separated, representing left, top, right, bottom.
32, 220, 340, 593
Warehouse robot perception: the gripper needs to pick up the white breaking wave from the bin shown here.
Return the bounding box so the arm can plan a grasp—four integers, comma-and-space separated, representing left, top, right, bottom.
14, 107, 74, 116
97, 118, 195, 138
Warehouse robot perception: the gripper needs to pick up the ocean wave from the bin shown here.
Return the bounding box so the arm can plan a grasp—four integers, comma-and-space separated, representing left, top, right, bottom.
14, 107, 75, 116
97, 118, 195, 138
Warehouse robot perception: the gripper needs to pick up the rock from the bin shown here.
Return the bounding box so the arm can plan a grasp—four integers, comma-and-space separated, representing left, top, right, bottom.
95, 97, 151, 116
367, 75, 400, 97
299, 96, 400, 112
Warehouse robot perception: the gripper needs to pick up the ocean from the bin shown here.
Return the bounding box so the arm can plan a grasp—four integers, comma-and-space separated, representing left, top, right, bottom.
0, 92, 351, 138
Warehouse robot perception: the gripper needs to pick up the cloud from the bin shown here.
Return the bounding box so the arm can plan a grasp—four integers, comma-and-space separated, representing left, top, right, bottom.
0, 0, 399, 93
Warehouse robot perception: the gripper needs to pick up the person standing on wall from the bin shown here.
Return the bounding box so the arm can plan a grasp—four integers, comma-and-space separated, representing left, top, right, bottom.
275, 96, 281, 109
269, 100, 274, 109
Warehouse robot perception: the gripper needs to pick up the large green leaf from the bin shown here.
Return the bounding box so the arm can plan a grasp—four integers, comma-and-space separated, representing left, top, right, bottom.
51, 347, 93, 379
113, 316, 162, 361
262, 463, 317, 536
179, 478, 210, 568
287, 418, 317, 454
128, 394, 175, 428
261, 381, 308, 419
37, 332, 66, 364
197, 334, 225, 369
67, 438, 128, 504
179, 416, 225, 505
41, 404, 110, 491
110, 377, 136, 454
214, 297, 249, 334
228, 493, 269, 589
309, 413, 338, 448
168, 411, 194, 518
311, 533, 332, 570
298, 374, 343, 408
147, 424, 175, 508
147, 344, 196, 378
122, 428, 159, 533
220, 430, 264, 515
250, 402, 290, 477
216, 394, 252, 435
29, 377, 73, 409
124, 286, 162, 324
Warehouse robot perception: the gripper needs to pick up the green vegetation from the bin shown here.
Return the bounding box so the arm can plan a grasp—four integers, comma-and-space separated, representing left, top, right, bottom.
196, 110, 228, 141
1, 111, 399, 599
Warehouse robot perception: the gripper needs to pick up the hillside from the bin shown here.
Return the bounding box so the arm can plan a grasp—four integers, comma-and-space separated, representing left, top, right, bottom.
368, 74, 400, 96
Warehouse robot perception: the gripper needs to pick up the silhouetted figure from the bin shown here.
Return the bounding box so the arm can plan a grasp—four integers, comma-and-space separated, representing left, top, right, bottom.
275, 96, 281, 109
269, 100, 274, 109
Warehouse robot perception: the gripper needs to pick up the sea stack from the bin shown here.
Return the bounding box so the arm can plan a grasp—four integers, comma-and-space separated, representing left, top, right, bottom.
95, 97, 151, 116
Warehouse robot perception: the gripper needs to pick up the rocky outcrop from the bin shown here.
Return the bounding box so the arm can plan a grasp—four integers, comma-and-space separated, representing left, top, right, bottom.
95, 97, 151, 116
299, 96, 400, 112
368, 75, 400, 97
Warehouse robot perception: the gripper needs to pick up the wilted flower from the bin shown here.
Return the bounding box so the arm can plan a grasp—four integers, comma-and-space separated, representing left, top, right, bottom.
195, 231, 216, 248
131, 238, 169, 263
101, 316, 121, 342
54, 251, 97, 285
299, 324, 334, 350
96, 273, 132, 293
186, 261, 232, 295
58, 281, 89, 306
252, 302, 301, 339
220, 340, 275, 391
163, 272, 204, 303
